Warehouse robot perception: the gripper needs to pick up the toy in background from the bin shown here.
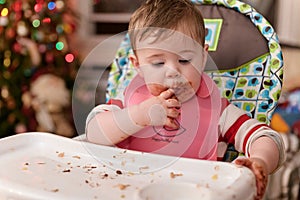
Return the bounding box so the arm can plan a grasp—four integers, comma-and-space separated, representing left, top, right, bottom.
22, 74, 75, 138
271, 88, 300, 137
286, 90, 300, 113
267, 89, 300, 200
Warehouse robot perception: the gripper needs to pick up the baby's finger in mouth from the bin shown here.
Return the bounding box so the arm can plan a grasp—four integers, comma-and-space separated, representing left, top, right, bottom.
160, 89, 175, 99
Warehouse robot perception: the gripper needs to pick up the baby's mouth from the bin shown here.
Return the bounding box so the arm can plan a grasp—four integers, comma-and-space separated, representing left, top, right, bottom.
166, 81, 195, 102
167, 81, 188, 93
172, 87, 184, 96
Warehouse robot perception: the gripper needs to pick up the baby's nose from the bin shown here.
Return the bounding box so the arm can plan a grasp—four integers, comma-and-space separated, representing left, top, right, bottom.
166, 66, 180, 78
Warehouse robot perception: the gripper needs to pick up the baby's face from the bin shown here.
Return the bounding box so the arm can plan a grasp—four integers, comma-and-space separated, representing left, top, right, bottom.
133, 30, 207, 102
136, 48, 202, 102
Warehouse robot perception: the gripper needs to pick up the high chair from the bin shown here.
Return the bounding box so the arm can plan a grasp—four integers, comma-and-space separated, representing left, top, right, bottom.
104, 0, 293, 199
0, 1, 290, 199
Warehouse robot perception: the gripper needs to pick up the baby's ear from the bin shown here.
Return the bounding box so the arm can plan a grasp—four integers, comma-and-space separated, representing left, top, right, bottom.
200, 44, 209, 71
129, 54, 139, 68
129, 54, 144, 77
204, 44, 209, 52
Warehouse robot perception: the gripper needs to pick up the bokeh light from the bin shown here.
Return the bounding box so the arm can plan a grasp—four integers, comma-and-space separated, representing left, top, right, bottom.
56, 0, 64, 10
42, 17, 51, 23
32, 19, 40, 28
34, 3, 43, 13
1, 8, 8, 16
48, 2, 56, 10
56, 41, 64, 50
56, 24, 64, 34
65, 53, 74, 63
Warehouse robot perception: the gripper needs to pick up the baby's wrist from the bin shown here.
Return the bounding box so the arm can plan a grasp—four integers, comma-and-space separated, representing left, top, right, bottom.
113, 107, 144, 135
249, 157, 268, 173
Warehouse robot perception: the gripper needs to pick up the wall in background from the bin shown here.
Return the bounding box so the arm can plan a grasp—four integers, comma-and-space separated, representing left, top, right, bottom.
275, 0, 300, 47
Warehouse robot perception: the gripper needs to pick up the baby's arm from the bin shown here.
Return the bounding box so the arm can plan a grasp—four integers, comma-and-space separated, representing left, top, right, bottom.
234, 136, 280, 200
248, 136, 280, 174
86, 89, 180, 145
219, 101, 285, 199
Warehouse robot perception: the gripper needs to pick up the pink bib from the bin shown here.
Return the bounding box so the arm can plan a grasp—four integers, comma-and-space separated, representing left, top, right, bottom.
117, 74, 221, 160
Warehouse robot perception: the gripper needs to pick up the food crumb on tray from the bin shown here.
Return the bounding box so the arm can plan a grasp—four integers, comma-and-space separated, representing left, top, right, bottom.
139, 166, 149, 171
114, 184, 130, 190
72, 155, 81, 159
57, 152, 65, 157
211, 174, 218, 180
170, 172, 183, 178
100, 173, 109, 179
51, 188, 59, 192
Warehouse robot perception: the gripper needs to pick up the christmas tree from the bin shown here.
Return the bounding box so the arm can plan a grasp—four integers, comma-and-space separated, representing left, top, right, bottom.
0, 0, 80, 138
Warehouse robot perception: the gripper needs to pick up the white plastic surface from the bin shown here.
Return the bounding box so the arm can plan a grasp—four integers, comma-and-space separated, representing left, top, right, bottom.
0, 132, 256, 200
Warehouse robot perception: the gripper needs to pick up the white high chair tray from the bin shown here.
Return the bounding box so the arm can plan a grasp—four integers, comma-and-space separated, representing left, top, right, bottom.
0, 132, 256, 200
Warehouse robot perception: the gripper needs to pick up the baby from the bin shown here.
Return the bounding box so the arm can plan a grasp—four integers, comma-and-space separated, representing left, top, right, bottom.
86, 0, 285, 199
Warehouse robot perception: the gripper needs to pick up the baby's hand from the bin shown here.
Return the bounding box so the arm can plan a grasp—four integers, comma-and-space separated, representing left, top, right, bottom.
234, 157, 268, 200
138, 89, 181, 128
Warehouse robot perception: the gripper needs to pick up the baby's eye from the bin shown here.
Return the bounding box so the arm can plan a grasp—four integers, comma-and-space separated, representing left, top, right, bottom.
151, 62, 165, 67
179, 59, 191, 64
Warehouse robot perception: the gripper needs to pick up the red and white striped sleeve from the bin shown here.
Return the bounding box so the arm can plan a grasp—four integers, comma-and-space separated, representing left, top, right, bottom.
219, 99, 285, 169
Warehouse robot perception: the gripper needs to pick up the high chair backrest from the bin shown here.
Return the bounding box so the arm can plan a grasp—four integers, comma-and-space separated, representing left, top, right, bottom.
106, 0, 284, 125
